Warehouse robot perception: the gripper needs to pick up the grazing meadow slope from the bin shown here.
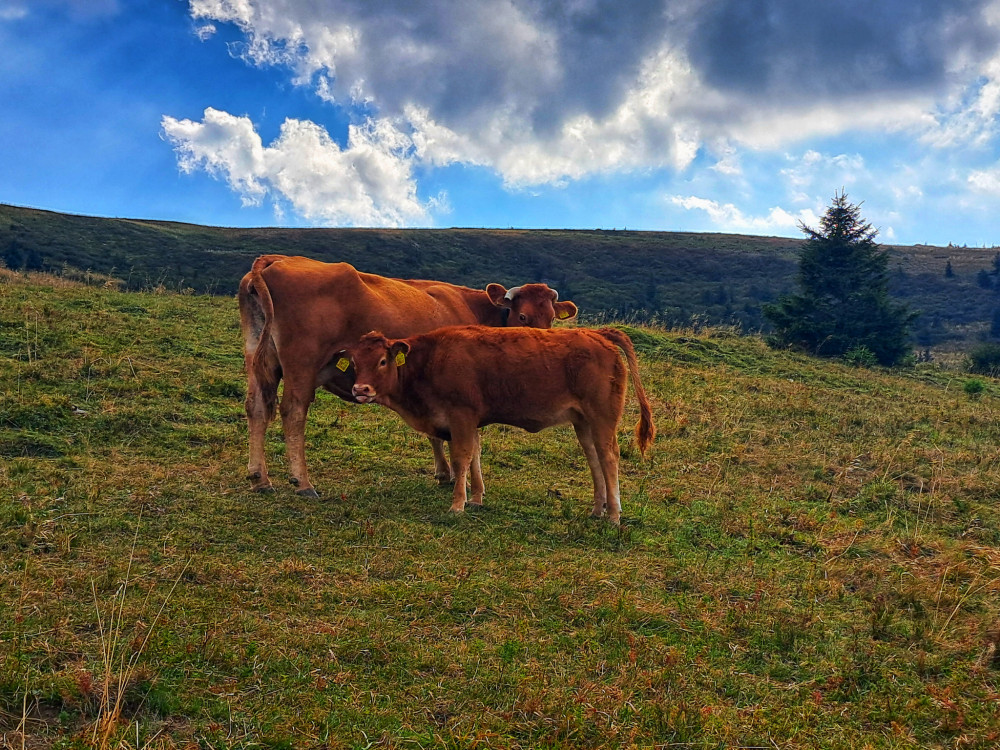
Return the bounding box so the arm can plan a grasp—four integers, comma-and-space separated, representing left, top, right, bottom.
2, 272, 1000, 748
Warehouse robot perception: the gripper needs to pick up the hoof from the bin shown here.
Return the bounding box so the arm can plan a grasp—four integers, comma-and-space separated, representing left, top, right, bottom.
436, 475, 455, 486
253, 485, 276, 494
296, 487, 320, 498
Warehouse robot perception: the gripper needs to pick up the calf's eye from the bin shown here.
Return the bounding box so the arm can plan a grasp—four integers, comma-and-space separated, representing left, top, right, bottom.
519, 313, 527, 322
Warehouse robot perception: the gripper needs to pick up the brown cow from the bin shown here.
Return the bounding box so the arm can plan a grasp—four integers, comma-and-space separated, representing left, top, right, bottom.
238, 255, 578, 496
345, 326, 655, 524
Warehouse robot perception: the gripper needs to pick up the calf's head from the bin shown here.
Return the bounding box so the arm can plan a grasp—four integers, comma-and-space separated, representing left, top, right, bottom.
486, 283, 578, 328
343, 332, 409, 404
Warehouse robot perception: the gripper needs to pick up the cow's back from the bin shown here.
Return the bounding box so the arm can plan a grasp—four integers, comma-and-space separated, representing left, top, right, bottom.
258, 257, 483, 354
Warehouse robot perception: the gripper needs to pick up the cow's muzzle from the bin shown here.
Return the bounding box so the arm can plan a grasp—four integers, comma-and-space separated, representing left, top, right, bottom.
352, 383, 376, 403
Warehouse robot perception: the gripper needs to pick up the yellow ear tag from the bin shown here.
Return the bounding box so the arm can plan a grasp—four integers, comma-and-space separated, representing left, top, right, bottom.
558, 310, 570, 319
336, 357, 350, 372
395, 351, 407, 366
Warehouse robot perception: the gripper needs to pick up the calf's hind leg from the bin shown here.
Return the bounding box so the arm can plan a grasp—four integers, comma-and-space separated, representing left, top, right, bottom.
590, 423, 622, 525
573, 420, 609, 518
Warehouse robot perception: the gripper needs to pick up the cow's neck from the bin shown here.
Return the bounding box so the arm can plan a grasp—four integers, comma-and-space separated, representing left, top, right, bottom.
466, 290, 508, 327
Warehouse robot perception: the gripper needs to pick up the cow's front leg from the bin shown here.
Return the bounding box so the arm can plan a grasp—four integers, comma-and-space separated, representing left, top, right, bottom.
447, 420, 477, 514
467, 431, 485, 507
430, 437, 454, 484
279, 375, 319, 497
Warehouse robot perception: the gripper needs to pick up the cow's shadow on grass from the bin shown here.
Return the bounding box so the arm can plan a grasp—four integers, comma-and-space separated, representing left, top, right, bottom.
253, 469, 652, 555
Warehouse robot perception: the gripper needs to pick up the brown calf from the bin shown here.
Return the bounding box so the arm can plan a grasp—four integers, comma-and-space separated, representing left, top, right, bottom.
345, 326, 655, 524
238, 255, 577, 496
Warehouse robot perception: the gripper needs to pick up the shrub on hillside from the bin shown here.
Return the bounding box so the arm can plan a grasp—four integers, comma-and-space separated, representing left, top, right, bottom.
967, 342, 1000, 376
843, 345, 878, 368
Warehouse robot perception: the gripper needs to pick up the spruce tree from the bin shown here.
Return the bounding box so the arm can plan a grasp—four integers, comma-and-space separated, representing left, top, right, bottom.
762, 192, 915, 366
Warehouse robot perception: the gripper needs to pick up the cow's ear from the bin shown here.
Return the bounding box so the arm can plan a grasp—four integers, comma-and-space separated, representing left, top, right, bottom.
332, 349, 352, 373
554, 301, 578, 322
486, 283, 509, 307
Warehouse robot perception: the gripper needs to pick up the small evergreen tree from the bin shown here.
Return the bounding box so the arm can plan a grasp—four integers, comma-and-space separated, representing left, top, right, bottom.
762, 192, 916, 366
2, 241, 24, 270
991, 306, 1000, 338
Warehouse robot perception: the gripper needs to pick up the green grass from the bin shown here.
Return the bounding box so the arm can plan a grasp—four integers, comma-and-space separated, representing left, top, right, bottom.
3, 272, 1000, 748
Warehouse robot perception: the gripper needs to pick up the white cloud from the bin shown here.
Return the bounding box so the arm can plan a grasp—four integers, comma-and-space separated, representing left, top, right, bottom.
161, 107, 431, 226
194, 22, 216, 40
669, 195, 819, 234
780, 150, 867, 198
0, 3, 28, 21
969, 166, 1000, 193
171, 1, 1000, 228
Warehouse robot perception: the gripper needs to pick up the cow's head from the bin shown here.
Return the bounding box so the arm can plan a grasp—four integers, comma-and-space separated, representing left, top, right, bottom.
486, 283, 578, 328
343, 331, 408, 405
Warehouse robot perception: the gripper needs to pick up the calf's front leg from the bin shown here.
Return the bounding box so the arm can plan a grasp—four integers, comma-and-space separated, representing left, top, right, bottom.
446, 419, 479, 514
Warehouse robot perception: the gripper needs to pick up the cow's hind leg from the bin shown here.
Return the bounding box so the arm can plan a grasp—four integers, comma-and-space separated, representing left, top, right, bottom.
573, 420, 608, 518
245, 352, 279, 493
279, 370, 320, 497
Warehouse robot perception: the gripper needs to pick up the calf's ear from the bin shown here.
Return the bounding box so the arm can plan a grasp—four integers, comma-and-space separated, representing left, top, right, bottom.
389, 341, 411, 365
554, 301, 578, 321
486, 283, 509, 307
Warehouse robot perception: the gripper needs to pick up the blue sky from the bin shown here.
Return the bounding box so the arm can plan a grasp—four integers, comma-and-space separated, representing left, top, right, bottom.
4, 0, 1000, 246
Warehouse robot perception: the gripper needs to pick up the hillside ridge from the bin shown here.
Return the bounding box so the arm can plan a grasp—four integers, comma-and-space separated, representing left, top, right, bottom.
3, 202, 999, 350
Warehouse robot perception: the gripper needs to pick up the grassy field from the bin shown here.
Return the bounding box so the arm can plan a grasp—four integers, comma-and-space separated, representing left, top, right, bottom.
3, 270, 1000, 749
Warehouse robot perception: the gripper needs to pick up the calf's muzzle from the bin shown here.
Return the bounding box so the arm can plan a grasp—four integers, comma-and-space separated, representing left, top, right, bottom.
352, 383, 376, 403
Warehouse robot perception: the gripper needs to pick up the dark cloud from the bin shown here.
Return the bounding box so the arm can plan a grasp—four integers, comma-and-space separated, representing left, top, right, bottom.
322, 0, 1000, 136
686, 0, 1000, 100
529, 0, 669, 130
189, 0, 1000, 183
311, 0, 669, 133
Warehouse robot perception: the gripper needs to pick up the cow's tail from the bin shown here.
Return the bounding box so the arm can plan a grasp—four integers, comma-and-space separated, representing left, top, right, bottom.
597, 328, 656, 457
238, 256, 281, 421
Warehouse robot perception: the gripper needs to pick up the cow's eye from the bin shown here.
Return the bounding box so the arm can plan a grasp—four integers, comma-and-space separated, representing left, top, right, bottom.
519, 313, 527, 322
379, 358, 387, 367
